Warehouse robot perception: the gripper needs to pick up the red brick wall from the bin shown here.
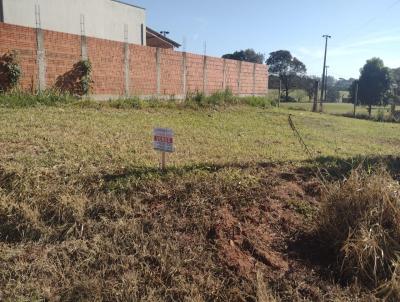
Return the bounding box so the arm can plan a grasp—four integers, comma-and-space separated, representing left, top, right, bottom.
0, 23, 37, 91
225, 60, 240, 94
240, 62, 254, 95
255, 64, 268, 95
160, 48, 182, 96
186, 53, 204, 93
0, 22, 268, 97
88, 37, 125, 95
44, 30, 81, 88
206, 57, 224, 93
131, 44, 157, 95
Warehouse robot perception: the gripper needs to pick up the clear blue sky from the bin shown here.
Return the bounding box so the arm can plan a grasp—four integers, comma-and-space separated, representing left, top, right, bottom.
127, 0, 400, 79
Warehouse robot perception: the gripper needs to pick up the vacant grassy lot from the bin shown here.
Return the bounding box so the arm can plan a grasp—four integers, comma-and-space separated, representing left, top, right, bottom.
1, 103, 400, 301
0, 105, 398, 170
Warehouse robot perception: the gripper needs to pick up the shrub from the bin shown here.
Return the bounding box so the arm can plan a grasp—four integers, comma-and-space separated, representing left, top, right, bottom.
108, 97, 143, 109
185, 89, 274, 108
79, 59, 93, 95
186, 90, 206, 106
316, 169, 400, 300
0, 50, 22, 92
241, 96, 275, 108
376, 109, 385, 122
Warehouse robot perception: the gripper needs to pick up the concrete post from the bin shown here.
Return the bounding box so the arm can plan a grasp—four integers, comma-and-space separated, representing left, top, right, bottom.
81, 36, 88, 60
156, 48, 161, 96
222, 59, 227, 90
80, 15, 88, 60
203, 55, 208, 95
36, 28, 46, 92
181, 52, 187, 98
252, 63, 256, 96
124, 42, 130, 97
237, 61, 242, 96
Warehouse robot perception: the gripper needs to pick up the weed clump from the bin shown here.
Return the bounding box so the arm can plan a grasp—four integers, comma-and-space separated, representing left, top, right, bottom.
0, 89, 76, 107
185, 89, 274, 108
316, 168, 400, 300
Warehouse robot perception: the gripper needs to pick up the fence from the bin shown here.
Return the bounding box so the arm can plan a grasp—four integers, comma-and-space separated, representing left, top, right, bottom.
0, 22, 268, 99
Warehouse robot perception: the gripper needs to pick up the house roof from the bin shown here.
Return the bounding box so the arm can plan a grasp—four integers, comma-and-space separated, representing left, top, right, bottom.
146, 27, 181, 48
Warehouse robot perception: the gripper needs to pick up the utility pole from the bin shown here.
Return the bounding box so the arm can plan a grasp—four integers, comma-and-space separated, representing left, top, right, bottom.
312, 80, 319, 112
353, 80, 358, 118
324, 66, 329, 102
320, 34, 331, 112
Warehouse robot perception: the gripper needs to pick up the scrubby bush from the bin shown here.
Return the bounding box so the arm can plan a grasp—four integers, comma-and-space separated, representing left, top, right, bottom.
108, 97, 143, 109
242, 96, 276, 108
185, 89, 274, 108
0, 50, 22, 92
316, 169, 400, 300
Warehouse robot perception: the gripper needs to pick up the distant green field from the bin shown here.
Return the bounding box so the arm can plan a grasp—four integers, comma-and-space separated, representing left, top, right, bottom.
280, 102, 390, 117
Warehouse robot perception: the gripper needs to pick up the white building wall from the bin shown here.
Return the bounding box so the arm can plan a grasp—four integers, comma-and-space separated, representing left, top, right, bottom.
2, 0, 146, 45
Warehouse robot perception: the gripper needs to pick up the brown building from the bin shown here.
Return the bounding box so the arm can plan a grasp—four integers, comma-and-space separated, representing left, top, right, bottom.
146, 27, 181, 49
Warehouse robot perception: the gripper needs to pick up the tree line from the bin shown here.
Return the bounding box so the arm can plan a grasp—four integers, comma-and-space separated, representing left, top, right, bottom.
222, 49, 400, 110
349, 59, 399, 116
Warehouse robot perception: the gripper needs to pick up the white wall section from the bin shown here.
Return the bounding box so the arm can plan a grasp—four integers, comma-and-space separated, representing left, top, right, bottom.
2, 0, 146, 44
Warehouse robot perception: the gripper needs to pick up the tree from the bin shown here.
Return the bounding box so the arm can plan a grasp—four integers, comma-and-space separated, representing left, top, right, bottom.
358, 58, 391, 116
336, 78, 355, 91
296, 76, 318, 102
326, 86, 340, 102
222, 49, 265, 64
266, 50, 306, 101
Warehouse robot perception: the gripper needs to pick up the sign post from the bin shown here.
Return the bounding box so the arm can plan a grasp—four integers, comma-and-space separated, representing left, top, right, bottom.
153, 128, 174, 170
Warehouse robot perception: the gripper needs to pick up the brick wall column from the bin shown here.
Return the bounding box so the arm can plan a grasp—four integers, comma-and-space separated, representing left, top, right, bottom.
36, 28, 46, 91
252, 63, 256, 96
81, 36, 88, 60
156, 48, 161, 96
124, 42, 130, 96
222, 59, 227, 90
80, 15, 88, 60
203, 55, 208, 95
181, 52, 187, 97
237, 61, 242, 96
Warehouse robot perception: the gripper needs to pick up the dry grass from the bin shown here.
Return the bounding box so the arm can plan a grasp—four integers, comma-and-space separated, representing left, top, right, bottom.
316, 168, 400, 301
0, 168, 258, 301
1, 104, 400, 301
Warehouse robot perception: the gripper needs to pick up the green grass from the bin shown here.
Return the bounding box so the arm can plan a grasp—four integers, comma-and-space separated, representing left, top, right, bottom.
0, 89, 77, 107
280, 101, 391, 117
0, 105, 398, 173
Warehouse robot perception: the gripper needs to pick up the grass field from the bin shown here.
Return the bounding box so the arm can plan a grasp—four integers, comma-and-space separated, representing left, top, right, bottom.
0, 105, 398, 169
280, 101, 391, 117
1, 102, 400, 301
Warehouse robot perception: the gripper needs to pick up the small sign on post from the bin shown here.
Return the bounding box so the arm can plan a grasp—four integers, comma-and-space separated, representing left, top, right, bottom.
153, 128, 174, 170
